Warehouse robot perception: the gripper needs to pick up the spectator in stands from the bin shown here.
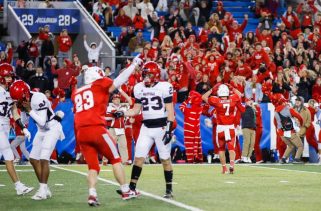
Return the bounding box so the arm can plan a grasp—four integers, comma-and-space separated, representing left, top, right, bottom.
136, 0, 154, 24
28, 67, 50, 93
272, 70, 291, 96
19, 60, 36, 82
17, 0, 26, 8
51, 57, 80, 97
195, 74, 211, 94
57, 29, 72, 67
119, 26, 136, 56
189, 7, 206, 27
213, 1, 225, 20
128, 29, 146, 53
148, 14, 169, 42
0, 42, 13, 65
40, 31, 54, 68
245, 75, 263, 103
83, 34, 103, 65
17, 40, 29, 62
155, 0, 168, 12
38, 0, 54, 8
123, 0, 138, 20
133, 10, 146, 30
297, 65, 312, 102
195, 0, 212, 21
27, 38, 39, 66
92, 0, 108, 24
115, 8, 133, 27
103, 6, 114, 27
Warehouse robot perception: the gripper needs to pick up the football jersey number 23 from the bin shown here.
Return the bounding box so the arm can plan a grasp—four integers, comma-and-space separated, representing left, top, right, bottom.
141, 96, 163, 111
75, 90, 94, 112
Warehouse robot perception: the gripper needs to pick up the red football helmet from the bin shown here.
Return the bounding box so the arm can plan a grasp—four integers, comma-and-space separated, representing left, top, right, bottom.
9, 80, 31, 102
142, 61, 160, 86
0, 63, 15, 86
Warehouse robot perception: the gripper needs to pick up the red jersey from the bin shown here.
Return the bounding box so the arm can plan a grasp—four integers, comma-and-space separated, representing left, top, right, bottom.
72, 77, 113, 129
208, 94, 245, 125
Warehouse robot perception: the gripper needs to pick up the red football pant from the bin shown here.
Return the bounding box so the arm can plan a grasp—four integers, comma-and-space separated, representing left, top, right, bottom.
277, 135, 286, 159
216, 129, 236, 152
254, 127, 263, 162
306, 124, 318, 152
125, 127, 133, 161
77, 125, 121, 173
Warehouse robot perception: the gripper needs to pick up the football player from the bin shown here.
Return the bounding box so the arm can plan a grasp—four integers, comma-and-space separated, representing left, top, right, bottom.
10, 80, 65, 200
71, 55, 142, 206
116, 61, 175, 198
202, 84, 245, 174
0, 63, 33, 195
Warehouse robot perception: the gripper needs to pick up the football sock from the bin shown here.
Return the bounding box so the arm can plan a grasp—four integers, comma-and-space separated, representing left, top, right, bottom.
164, 170, 173, 193
14, 181, 22, 188
120, 184, 130, 193
129, 165, 142, 190
40, 183, 47, 191
230, 160, 235, 168
89, 188, 97, 197
222, 165, 227, 172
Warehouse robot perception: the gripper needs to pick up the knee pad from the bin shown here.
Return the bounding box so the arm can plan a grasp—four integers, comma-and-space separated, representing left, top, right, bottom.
1, 148, 14, 161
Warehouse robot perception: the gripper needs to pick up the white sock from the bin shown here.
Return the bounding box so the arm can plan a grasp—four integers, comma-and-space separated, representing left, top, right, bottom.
89, 188, 97, 197
40, 183, 47, 191
120, 184, 130, 193
15, 181, 23, 188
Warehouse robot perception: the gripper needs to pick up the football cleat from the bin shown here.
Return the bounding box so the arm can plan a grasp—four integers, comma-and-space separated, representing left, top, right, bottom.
16, 184, 34, 196
293, 158, 303, 164
280, 158, 287, 164
88, 195, 100, 207
122, 189, 140, 200
46, 187, 52, 198
31, 190, 47, 200
163, 191, 174, 199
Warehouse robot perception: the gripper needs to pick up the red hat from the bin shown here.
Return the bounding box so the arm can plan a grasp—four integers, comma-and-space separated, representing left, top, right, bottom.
217, 1, 223, 6
159, 16, 165, 20
152, 38, 159, 43
277, 66, 283, 72
281, 32, 287, 36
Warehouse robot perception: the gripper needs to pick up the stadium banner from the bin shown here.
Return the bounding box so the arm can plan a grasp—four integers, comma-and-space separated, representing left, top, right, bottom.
24, 102, 320, 161
14, 8, 80, 33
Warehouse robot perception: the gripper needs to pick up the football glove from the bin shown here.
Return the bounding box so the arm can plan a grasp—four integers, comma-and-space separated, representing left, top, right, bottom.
113, 111, 124, 118
133, 54, 143, 67
162, 121, 173, 145
23, 128, 31, 142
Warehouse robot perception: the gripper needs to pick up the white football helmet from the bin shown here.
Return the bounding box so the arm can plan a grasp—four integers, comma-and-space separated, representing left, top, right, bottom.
84, 66, 105, 85
217, 84, 229, 97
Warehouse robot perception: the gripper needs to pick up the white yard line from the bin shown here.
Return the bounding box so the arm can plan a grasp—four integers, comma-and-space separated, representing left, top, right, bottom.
52, 166, 204, 211
247, 165, 321, 175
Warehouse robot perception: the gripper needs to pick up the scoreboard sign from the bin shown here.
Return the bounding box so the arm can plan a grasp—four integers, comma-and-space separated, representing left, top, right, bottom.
14, 8, 80, 33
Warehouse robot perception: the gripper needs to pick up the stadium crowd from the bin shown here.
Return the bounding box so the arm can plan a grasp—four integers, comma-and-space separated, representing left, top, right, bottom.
0, 0, 321, 166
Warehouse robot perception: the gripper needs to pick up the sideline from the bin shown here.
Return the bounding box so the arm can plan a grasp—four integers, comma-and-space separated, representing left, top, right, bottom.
52, 165, 204, 211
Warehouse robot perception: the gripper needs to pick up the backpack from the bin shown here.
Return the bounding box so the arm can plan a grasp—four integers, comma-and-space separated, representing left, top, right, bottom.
278, 112, 294, 131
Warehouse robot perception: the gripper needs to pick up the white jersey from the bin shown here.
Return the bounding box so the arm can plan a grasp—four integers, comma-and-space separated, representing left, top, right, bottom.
30, 91, 56, 131
134, 81, 173, 127
0, 86, 13, 125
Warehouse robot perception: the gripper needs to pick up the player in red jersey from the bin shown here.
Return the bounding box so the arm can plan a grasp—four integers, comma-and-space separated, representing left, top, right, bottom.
71, 56, 142, 206
202, 84, 245, 174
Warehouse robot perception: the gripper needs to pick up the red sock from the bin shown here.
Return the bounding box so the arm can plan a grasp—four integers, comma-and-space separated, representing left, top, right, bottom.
230, 160, 235, 168
222, 165, 227, 173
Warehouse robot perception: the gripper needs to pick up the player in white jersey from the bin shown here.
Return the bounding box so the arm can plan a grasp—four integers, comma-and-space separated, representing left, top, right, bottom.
115, 61, 175, 198
10, 80, 65, 200
0, 63, 33, 195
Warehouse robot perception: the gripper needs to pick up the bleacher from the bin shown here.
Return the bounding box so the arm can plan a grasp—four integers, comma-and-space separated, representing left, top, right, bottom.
105, 0, 286, 51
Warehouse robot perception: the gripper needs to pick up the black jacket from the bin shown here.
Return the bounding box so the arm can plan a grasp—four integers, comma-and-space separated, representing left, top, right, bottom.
241, 106, 256, 129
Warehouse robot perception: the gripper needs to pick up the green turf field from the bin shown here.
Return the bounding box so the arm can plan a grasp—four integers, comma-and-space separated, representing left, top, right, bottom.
0, 164, 320, 211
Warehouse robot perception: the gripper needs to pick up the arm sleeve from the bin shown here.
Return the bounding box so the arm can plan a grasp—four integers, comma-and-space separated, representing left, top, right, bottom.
29, 110, 47, 127
133, 85, 142, 104
84, 40, 91, 51
113, 64, 136, 88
